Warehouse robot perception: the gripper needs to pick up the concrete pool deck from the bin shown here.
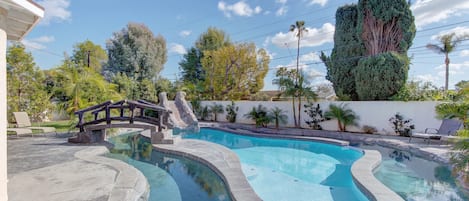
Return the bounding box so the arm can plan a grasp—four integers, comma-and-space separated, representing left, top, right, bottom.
7, 134, 149, 201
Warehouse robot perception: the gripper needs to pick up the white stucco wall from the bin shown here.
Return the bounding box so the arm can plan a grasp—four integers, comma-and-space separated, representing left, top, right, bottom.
0, 24, 8, 201
200, 101, 442, 134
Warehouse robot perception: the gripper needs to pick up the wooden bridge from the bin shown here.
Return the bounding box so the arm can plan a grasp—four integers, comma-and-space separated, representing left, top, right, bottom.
72, 99, 173, 143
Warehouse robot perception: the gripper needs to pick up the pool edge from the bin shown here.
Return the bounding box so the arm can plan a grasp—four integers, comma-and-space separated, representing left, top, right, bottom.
351, 149, 404, 201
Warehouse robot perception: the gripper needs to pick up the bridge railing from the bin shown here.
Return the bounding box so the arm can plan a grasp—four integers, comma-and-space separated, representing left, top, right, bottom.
74, 100, 171, 133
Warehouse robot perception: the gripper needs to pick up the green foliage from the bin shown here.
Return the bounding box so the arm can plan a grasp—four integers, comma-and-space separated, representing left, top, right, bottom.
455, 80, 469, 102
304, 102, 324, 130
274, 67, 318, 127
389, 113, 415, 136
191, 100, 210, 121
105, 22, 167, 80
450, 130, 469, 174
321, 5, 362, 100
322, 0, 415, 100
435, 102, 469, 128
244, 105, 270, 128
71, 40, 107, 72
324, 103, 359, 132
391, 81, 448, 101
180, 47, 204, 85
268, 107, 288, 129
354, 52, 409, 100
195, 27, 231, 52
208, 103, 224, 122
225, 101, 238, 123
201, 43, 269, 100
6, 43, 53, 122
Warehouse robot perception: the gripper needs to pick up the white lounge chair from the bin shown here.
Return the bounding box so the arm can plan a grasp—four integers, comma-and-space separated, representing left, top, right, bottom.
409, 119, 463, 143
7, 128, 33, 137
13, 112, 56, 134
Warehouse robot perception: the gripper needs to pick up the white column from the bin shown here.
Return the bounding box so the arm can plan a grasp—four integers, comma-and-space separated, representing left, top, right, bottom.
0, 8, 8, 201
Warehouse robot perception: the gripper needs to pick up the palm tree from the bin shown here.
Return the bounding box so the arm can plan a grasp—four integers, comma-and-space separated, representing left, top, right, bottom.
209, 103, 224, 122
275, 67, 297, 127
290, 21, 308, 127
244, 105, 270, 127
426, 33, 468, 91
268, 107, 288, 130
324, 103, 359, 132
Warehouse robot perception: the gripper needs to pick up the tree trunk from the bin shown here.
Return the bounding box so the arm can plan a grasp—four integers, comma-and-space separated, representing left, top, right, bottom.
292, 97, 297, 127
445, 53, 450, 92
296, 33, 301, 128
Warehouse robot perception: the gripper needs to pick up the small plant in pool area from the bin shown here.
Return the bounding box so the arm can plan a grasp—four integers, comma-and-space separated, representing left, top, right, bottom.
324, 103, 359, 132
244, 105, 270, 127
304, 102, 324, 130
225, 101, 238, 123
362, 125, 377, 134
268, 107, 288, 130
389, 113, 415, 137
209, 103, 224, 122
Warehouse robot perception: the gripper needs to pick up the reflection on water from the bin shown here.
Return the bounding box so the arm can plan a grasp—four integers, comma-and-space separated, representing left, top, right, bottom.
107, 133, 231, 201
360, 145, 468, 201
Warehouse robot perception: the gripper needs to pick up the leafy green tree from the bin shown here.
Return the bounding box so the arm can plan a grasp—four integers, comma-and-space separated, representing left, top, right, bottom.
201, 43, 269, 100
321, 5, 362, 100
427, 33, 469, 91
54, 59, 121, 117
105, 22, 167, 80
209, 103, 224, 122
391, 81, 447, 101
268, 107, 288, 130
6, 43, 53, 121
324, 103, 359, 132
180, 27, 231, 99
322, 0, 415, 100
71, 40, 107, 72
274, 67, 317, 127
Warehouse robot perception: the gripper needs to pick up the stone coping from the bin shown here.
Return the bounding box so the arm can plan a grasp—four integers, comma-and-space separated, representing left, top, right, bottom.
153, 139, 262, 201
351, 150, 404, 201
75, 146, 150, 201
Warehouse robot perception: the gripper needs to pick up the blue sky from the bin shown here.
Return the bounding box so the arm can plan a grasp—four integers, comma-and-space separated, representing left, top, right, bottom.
22, 0, 469, 90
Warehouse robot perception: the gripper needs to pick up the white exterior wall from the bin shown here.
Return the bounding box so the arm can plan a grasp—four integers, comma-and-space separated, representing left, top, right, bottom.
0, 22, 8, 201
201, 101, 442, 134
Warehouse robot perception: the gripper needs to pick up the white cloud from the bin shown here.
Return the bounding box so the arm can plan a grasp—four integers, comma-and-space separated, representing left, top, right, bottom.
271, 23, 335, 48
179, 30, 192, 38
309, 0, 328, 6
413, 74, 440, 83
218, 1, 262, 17
37, 0, 72, 25
411, 0, 469, 28
431, 26, 469, 40
169, 43, 187, 55
460, 50, 469, 57
276, 6, 288, 16
275, 0, 288, 16
300, 52, 320, 62
21, 36, 55, 50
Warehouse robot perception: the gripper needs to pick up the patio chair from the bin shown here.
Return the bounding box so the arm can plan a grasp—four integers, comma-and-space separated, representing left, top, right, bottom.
409, 119, 463, 143
7, 128, 33, 137
13, 112, 56, 134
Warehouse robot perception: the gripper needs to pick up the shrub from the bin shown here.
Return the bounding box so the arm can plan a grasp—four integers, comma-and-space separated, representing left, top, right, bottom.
324, 103, 359, 132
268, 107, 288, 130
225, 101, 238, 123
209, 103, 224, 122
389, 113, 414, 137
244, 105, 270, 127
435, 102, 469, 129
362, 125, 377, 134
304, 102, 324, 130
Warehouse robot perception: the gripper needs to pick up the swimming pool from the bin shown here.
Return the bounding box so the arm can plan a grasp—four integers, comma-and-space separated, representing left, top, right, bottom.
359, 144, 468, 201
183, 128, 369, 201
107, 132, 232, 201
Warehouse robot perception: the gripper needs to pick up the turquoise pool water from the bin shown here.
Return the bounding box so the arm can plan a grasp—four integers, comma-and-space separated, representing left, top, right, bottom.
183, 128, 369, 201
359, 144, 468, 201
107, 132, 232, 201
